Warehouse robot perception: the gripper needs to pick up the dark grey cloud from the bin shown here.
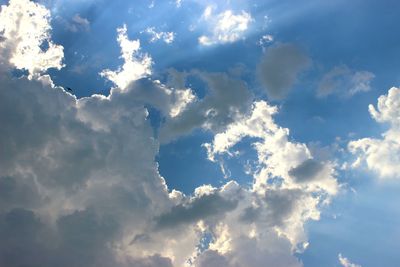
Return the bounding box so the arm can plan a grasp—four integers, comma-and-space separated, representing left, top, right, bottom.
159, 70, 253, 142
0, 176, 42, 212
264, 189, 305, 226
195, 250, 230, 267
127, 254, 173, 267
155, 192, 238, 230
56, 208, 119, 267
239, 205, 261, 223
289, 159, 325, 183
257, 43, 310, 100
0, 209, 47, 267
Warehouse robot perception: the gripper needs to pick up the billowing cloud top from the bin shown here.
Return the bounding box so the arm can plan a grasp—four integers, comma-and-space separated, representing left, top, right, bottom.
0, 0, 64, 77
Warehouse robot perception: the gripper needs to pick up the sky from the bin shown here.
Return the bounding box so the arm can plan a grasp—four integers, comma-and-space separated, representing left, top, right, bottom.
0, 0, 400, 266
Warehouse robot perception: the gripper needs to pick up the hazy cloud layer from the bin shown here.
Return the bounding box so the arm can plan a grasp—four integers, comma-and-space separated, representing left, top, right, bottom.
338, 254, 362, 267
257, 43, 310, 100
318, 65, 375, 98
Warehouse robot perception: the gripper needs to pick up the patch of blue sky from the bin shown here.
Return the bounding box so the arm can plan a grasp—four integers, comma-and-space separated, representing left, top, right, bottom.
157, 129, 223, 194
299, 176, 400, 267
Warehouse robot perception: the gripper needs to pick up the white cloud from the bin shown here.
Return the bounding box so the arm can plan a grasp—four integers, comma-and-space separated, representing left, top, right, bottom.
144, 27, 175, 44
199, 7, 253, 46
0, 0, 64, 77
205, 100, 338, 196
349, 87, 400, 178
258, 34, 274, 46
339, 253, 361, 267
100, 24, 152, 90
202, 101, 338, 262
318, 65, 375, 98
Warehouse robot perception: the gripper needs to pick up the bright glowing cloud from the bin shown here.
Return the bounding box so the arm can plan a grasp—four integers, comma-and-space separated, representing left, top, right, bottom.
338, 254, 362, 267
199, 7, 253, 46
100, 25, 152, 90
0, 0, 64, 77
349, 87, 400, 178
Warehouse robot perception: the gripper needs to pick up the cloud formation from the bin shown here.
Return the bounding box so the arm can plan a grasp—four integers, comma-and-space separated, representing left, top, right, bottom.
0, 0, 64, 77
349, 87, 400, 178
144, 27, 175, 44
257, 43, 310, 100
100, 25, 152, 90
318, 65, 375, 98
159, 70, 253, 142
199, 7, 252, 46
196, 101, 338, 266
0, 1, 342, 266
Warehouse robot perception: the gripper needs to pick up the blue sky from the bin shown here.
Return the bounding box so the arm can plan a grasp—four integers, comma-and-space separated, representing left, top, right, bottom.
1, 0, 400, 266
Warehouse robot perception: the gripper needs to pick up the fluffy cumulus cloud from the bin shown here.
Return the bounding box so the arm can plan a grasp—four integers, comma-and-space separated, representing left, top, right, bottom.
0, 1, 341, 267
318, 65, 375, 98
338, 254, 361, 267
257, 43, 311, 100
0, 0, 64, 77
196, 101, 338, 266
199, 6, 252, 46
349, 87, 400, 178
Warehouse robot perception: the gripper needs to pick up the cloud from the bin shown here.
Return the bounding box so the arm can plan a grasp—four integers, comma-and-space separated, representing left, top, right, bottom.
318, 65, 375, 98
0, 56, 186, 267
349, 87, 400, 178
127, 254, 173, 267
175, 0, 183, 8
199, 7, 253, 46
66, 14, 90, 32
144, 27, 175, 44
204, 100, 338, 247
289, 159, 325, 183
0, 1, 342, 266
338, 253, 361, 267
258, 34, 274, 46
257, 43, 310, 100
154, 184, 239, 230
159, 70, 253, 142
100, 24, 152, 90
0, 0, 64, 77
